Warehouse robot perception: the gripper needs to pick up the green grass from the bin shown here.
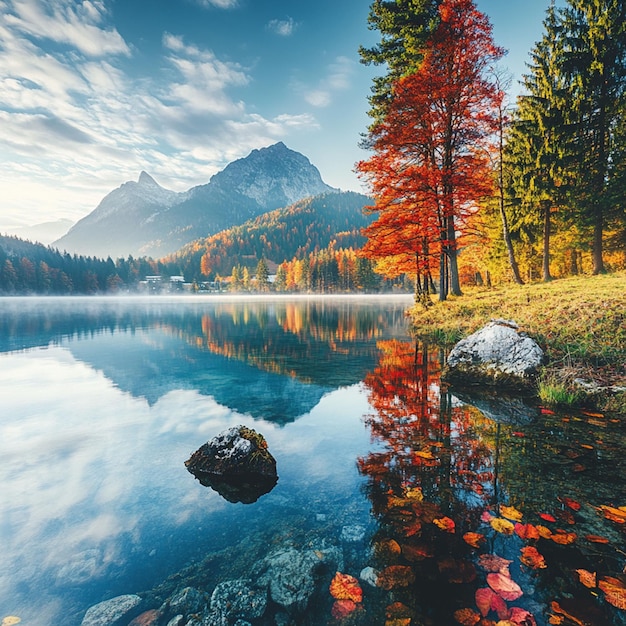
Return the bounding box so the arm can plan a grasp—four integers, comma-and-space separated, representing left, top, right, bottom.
409, 271, 626, 412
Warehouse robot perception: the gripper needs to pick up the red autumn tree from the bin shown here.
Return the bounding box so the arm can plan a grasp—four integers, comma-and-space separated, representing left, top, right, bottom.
357, 0, 504, 301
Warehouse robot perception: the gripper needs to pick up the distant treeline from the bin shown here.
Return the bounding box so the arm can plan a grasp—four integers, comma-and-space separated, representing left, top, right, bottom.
0, 235, 405, 295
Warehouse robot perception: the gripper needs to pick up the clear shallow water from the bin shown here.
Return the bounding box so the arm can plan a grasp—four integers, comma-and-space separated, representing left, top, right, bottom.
1, 296, 625, 626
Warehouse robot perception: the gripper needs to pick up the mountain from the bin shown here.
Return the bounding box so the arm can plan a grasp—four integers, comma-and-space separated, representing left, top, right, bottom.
52, 143, 337, 259
5, 218, 74, 245
165, 191, 373, 279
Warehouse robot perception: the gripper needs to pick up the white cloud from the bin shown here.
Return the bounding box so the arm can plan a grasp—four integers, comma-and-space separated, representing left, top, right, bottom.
267, 17, 298, 37
299, 56, 355, 108
4, 0, 130, 57
193, 0, 238, 8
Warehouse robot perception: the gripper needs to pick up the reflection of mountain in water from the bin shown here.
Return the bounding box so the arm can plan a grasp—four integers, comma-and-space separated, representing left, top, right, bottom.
0, 297, 412, 423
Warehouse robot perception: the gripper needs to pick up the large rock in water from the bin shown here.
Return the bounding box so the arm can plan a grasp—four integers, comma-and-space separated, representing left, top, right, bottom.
81, 594, 143, 626
443, 319, 544, 389
185, 425, 278, 503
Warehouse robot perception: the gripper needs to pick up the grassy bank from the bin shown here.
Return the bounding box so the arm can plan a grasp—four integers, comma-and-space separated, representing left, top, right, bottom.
409, 271, 626, 413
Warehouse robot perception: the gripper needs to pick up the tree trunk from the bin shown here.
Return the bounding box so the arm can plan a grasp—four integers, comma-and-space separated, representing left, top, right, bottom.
542, 200, 552, 281
447, 217, 462, 296
497, 107, 524, 284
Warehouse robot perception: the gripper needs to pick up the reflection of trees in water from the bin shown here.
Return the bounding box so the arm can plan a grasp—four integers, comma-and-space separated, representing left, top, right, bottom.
191, 300, 409, 383
358, 339, 626, 625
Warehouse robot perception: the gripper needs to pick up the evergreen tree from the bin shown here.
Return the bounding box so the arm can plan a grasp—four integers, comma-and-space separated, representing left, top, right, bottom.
359, 0, 442, 123
506, 3, 570, 282
560, 0, 626, 273
255, 258, 270, 292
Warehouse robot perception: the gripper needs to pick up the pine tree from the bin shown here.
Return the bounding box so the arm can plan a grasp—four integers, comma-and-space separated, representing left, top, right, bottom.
560, 0, 626, 274
359, 0, 442, 123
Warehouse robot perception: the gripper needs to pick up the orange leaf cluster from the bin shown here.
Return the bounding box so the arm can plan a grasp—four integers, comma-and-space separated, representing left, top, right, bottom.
433, 516, 456, 533
520, 546, 547, 570
598, 576, 626, 610
329, 572, 363, 603
463, 532, 485, 548
514, 523, 540, 540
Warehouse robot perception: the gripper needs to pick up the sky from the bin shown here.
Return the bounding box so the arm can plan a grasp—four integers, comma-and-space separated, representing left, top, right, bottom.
0, 0, 556, 231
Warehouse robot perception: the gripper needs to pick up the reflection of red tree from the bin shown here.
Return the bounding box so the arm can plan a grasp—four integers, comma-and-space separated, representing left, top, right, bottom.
358, 339, 499, 623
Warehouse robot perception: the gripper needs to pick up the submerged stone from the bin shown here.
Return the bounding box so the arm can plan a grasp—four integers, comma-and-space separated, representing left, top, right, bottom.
185, 425, 278, 503
443, 319, 544, 389
81, 594, 142, 626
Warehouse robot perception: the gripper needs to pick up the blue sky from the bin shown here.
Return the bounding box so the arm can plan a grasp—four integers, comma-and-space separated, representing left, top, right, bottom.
0, 0, 555, 232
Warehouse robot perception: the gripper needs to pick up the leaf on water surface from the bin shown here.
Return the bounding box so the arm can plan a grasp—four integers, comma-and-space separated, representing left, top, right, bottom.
509, 607, 537, 625
453, 608, 481, 625
599, 505, 626, 524
575, 569, 597, 589
1, 618, 21, 626
329, 572, 363, 603
377, 565, 416, 590
478, 554, 512, 576
514, 523, 540, 540
536, 525, 553, 539
599, 576, 626, 610
490, 517, 515, 535
475, 587, 508, 619
499, 504, 523, 522
463, 531, 486, 548
520, 546, 547, 569
476, 587, 496, 616
487, 572, 524, 601
581, 409, 605, 418
539, 512, 557, 523
584, 534, 610, 544
550, 530, 577, 545
540, 407, 556, 415
433, 516, 455, 533
331, 599, 357, 620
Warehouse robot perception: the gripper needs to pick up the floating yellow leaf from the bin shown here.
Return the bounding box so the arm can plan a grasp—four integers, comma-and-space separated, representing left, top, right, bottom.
2, 618, 21, 626
490, 517, 515, 535
499, 504, 523, 522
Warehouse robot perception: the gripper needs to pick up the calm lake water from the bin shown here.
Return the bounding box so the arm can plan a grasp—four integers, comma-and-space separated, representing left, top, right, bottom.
1, 296, 625, 626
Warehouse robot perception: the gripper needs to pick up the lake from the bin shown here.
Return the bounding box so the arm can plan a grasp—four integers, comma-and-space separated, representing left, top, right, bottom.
1, 296, 625, 626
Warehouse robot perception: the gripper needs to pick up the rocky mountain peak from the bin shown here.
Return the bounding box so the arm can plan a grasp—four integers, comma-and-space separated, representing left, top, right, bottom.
138, 171, 159, 187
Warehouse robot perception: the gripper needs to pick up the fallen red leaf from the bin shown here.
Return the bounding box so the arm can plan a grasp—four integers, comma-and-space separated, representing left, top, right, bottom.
539, 512, 557, 523
487, 572, 523, 601
514, 522, 540, 540
585, 534, 610, 544
509, 607, 537, 625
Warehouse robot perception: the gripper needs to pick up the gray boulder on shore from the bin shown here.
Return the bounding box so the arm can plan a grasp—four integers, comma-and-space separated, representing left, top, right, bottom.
443, 319, 544, 389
